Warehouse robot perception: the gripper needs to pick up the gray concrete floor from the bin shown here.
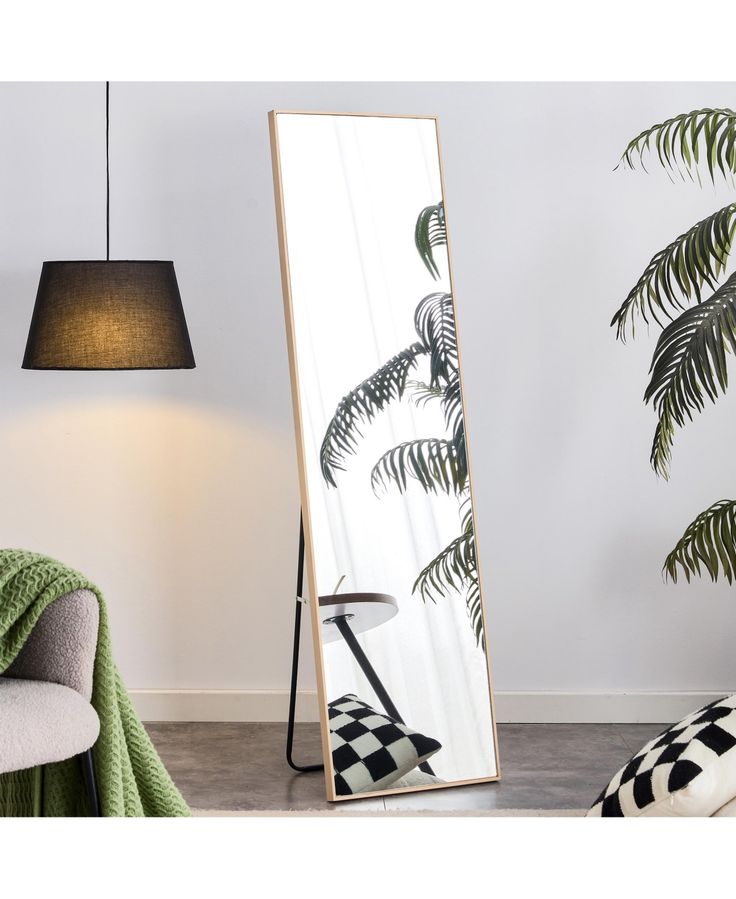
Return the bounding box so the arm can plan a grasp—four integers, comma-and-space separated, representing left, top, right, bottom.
145, 721, 665, 812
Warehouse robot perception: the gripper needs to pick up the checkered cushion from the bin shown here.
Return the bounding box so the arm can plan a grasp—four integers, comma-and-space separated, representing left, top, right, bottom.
328, 694, 441, 795
588, 694, 736, 817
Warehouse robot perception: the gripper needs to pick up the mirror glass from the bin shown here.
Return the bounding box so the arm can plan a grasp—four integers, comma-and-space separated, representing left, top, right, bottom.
271, 112, 498, 798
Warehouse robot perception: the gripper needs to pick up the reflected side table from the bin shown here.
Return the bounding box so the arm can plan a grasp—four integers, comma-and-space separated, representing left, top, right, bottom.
286, 516, 435, 777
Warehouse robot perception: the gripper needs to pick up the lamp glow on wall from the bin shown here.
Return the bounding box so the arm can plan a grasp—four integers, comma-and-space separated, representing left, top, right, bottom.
22, 83, 195, 371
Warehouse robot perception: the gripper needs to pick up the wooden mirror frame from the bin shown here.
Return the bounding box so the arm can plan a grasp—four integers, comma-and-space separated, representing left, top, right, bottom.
269, 110, 500, 801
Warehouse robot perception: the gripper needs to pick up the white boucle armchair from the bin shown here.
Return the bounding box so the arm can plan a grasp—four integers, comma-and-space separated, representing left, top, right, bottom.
0, 589, 102, 815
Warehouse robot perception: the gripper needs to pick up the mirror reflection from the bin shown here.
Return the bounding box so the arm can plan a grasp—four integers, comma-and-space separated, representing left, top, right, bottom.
272, 112, 498, 798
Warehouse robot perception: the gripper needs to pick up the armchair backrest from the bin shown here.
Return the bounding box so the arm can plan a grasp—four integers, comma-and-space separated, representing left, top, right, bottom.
5, 589, 99, 700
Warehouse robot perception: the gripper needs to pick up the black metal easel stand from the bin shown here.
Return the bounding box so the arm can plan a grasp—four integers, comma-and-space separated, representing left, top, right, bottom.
286, 512, 434, 777
286, 516, 324, 772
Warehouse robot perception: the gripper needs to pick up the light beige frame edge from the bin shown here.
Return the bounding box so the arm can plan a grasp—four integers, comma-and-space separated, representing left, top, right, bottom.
268, 109, 501, 801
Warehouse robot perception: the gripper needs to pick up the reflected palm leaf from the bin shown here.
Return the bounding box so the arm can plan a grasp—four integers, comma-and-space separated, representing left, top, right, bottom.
459, 495, 473, 534
413, 496, 484, 645
442, 372, 467, 487
320, 200, 482, 642
414, 202, 446, 279
645, 272, 736, 478
371, 438, 466, 495
406, 379, 444, 408
415, 292, 458, 387
320, 342, 427, 487
611, 204, 736, 340
664, 500, 736, 583
465, 577, 483, 647
413, 529, 475, 602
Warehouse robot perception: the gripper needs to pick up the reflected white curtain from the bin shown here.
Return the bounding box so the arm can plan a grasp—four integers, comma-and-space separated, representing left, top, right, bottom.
278, 114, 495, 783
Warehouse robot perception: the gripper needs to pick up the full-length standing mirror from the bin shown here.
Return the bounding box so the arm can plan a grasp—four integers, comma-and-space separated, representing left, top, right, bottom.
270, 111, 499, 800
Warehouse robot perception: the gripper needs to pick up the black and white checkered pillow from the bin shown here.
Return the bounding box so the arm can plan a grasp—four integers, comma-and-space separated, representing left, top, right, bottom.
588, 694, 736, 817
328, 694, 441, 796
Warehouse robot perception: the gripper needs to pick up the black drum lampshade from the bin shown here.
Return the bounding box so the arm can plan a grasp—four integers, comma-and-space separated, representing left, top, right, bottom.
22, 261, 195, 370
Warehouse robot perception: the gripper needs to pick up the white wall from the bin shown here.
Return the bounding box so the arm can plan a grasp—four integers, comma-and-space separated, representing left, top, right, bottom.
2, 82, 736, 722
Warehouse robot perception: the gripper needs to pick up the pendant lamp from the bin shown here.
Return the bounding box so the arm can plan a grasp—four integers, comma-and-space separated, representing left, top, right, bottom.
22, 83, 195, 370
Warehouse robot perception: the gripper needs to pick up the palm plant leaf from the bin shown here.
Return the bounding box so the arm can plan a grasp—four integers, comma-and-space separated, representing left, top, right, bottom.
442, 372, 467, 486
618, 109, 736, 182
413, 497, 483, 645
414, 202, 446, 279
413, 528, 475, 602
370, 438, 466, 495
460, 500, 483, 644
459, 495, 473, 534
320, 341, 426, 487
465, 577, 483, 646
406, 379, 444, 408
611, 204, 736, 340
645, 272, 736, 477
664, 500, 736, 583
414, 292, 457, 387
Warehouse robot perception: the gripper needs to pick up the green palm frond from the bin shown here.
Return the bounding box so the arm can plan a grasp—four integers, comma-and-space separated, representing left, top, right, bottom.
370, 438, 465, 495
611, 204, 736, 340
406, 379, 444, 408
320, 342, 426, 487
414, 292, 457, 387
413, 498, 483, 645
664, 500, 736, 583
414, 202, 446, 279
460, 498, 483, 645
466, 577, 483, 646
649, 401, 677, 481
413, 528, 475, 603
460, 499, 483, 645
318, 198, 483, 642
618, 108, 736, 182
645, 272, 736, 477
459, 495, 473, 534
442, 372, 467, 486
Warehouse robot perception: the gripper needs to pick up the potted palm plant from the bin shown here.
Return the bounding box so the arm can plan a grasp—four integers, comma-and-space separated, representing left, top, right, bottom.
319, 202, 484, 644
612, 108, 736, 583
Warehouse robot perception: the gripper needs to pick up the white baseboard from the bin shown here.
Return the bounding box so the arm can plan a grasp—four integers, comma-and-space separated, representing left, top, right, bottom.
130, 689, 730, 724
130, 689, 320, 723
494, 691, 727, 723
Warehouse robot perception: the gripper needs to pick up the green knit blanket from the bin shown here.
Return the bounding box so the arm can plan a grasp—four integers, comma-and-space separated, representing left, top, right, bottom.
0, 550, 190, 816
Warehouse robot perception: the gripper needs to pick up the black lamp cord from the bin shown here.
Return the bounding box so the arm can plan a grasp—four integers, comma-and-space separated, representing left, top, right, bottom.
106, 80, 110, 262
